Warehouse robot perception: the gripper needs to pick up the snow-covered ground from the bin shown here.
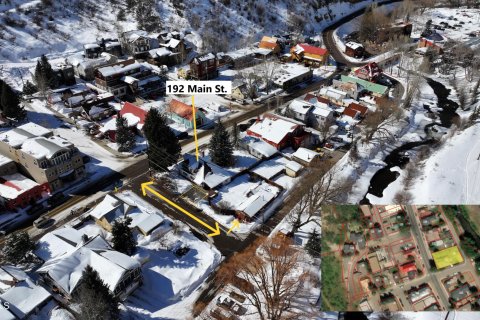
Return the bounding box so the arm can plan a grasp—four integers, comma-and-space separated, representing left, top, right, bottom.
75, 190, 222, 319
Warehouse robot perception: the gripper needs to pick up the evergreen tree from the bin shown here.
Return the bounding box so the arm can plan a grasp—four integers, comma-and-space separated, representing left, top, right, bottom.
0, 81, 25, 120
143, 108, 181, 172
74, 265, 119, 320
305, 230, 321, 258
22, 80, 38, 95
209, 121, 233, 167
1, 231, 35, 264
34, 54, 57, 90
115, 115, 136, 152
111, 217, 136, 255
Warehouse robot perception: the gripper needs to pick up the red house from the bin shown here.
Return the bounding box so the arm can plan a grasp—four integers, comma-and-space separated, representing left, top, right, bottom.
0, 173, 50, 210
400, 261, 417, 280
102, 102, 147, 141
348, 102, 368, 117
246, 114, 310, 150
354, 62, 382, 82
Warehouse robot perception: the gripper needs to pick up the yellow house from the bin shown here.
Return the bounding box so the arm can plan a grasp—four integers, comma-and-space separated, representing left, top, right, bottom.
259, 36, 281, 54
290, 43, 329, 67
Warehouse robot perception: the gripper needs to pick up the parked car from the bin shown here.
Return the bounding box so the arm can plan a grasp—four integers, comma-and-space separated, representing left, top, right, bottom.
33, 216, 53, 228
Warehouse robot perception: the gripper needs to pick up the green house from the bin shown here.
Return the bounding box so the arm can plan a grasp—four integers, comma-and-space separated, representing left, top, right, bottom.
341, 75, 389, 97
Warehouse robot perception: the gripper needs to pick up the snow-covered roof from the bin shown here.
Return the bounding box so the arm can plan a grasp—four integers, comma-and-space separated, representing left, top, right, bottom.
0, 173, 39, 200
346, 41, 363, 50
225, 48, 256, 59
97, 63, 143, 77
0, 128, 36, 148
292, 147, 319, 163
123, 30, 149, 43
0, 278, 51, 319
289, 99, 314, 115
163, 38, 180, 49
105, 41, 120, 48
21, 136, 73, 160
0, 307, 14, 320
89, 194, 122, 220
320, 87, 348, 101
273, 64, 312, 86
18, 123, 52, 137
251, 156, 290, 180
285, 160, 303, 172
238, 182, 279, 218
239, 135, 277, 158
312, 104, 332, 118
37, 235, 140, 295
34, 227, 85, 261
149, 47, 172, 58
136, 213, 164, 234
0, 265, 28, 292
193, 53, 215, 63
84, 43, 100, 50
248, 116, 299, 145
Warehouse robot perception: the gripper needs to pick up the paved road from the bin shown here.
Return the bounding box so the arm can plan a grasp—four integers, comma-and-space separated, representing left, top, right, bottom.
405, 205, 450, 307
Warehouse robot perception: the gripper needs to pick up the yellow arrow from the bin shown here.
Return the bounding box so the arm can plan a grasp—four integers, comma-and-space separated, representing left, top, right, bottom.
141, 181, 221, 237
227, 219, 240, 235
192, 96, 200, 161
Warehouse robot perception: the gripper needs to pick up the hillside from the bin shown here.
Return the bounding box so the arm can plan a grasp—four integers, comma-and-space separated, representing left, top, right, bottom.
0, 0, 379, 63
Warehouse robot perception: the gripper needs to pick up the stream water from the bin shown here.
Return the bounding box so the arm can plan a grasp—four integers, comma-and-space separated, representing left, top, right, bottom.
360, 78, 459, 204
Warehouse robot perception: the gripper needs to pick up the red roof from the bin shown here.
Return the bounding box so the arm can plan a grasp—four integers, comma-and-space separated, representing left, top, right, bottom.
168, 99, 198, 121
349, 103, 368, 116
120, 102, 147, 124
298, 43, 328, 56
304, 93, 330, 105
400, 262, 417, 274
343, 107, 359, 119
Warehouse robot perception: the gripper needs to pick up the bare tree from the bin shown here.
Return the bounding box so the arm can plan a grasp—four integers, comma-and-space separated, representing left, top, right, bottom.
362, 98, 404, 143
417, 0, 435, 14
216, 236, 313, 320
258, 58, 279, 95
235, 71, 261, 102
286, 161, 353, 234
315, 117, 336, 143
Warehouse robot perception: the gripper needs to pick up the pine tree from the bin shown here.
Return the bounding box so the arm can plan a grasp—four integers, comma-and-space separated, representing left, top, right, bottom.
209, 121, 233, 167
1, 231, 35, 264
22, 80, 38, 95
34, 54, 57, 90
0, 81, 25, 120
305, 230, 321, 258
111, 217, 136, 255
74, 265, 119, 320
115, 115, 136, 152
135, 0, 162, 32
143, 108, 181, 172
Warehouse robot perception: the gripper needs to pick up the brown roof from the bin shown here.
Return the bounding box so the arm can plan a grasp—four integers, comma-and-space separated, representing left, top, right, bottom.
349, 102, 368, 116
304, 93, 330, 105
343, 107, 359, 119
168, 99, 197, 121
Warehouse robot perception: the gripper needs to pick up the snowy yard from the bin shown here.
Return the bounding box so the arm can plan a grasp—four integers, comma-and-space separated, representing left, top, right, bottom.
75, 190, 222, 319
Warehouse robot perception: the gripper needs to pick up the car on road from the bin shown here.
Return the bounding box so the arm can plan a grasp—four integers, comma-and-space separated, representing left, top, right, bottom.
33, 216, 53, 229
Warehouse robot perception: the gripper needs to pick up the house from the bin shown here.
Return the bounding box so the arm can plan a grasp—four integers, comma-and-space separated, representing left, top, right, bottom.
247, 114, 311, 150
367, 252, 382, 274
400, 261, 418, 280
343, 102, 368, 120
304, 93, 331, 108
345, 42, 365, 58
84, 43, 102, 58
258, 36, 281, 54
0, 124, 85, 191
94, 60, 164, 98
354, 62, 383, 82
408, 285, 432, 304
238, 135, 278, 159
273, 64, 313, 90
180, 154, 234, 190
147, 47, 176, 67
101, 102, 147, 141
159, 38, 189, 63
290, 43, 329, 67
119, 30, 156, 58
52, 63, 76, 87
100, 38, 123, 57
341, 75, 389, 97
189, 53, 218, 80
349, 231, 366, 250
288, 99, 314, 123
343, 243, 355, 255
0, 265, 52, 319
230, 80, 256, 102
291, 147, 321, 167
0, 173, 49, 210
450, 284, 472, 306
36, 229, 142, 301
319, 87, 349, 106
285, 160, 303, 177
167, 99, 207, 129
89, 194, 166, 235
332, 79, 361, 100
67, 52, 118, 80
224, 48, 257, 69
418, 36, 444, 54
